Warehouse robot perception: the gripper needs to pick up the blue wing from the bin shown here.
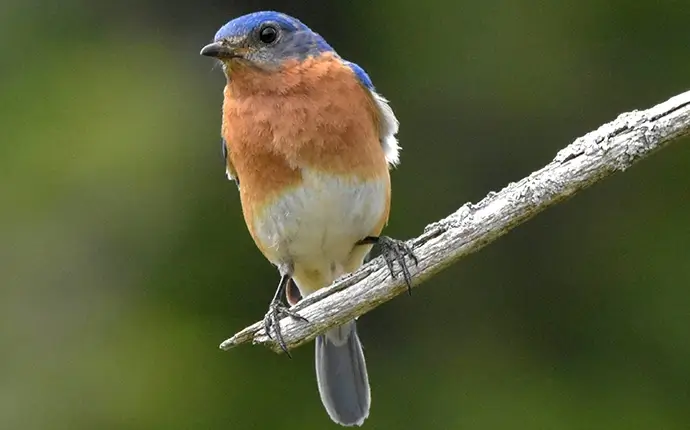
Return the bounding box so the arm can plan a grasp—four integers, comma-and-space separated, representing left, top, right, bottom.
344, 61, 375, 91
221, 137, 228, 163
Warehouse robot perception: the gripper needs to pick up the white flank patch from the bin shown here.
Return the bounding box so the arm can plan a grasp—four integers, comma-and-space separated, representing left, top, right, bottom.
371, 90, 401, 166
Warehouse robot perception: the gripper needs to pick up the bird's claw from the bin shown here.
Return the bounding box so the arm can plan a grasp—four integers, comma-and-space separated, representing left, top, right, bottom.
358, 236, 418, 295
262, 301, 308, 357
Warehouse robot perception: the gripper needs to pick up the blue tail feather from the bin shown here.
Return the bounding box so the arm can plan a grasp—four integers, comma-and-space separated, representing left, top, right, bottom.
315, 321, 370, 426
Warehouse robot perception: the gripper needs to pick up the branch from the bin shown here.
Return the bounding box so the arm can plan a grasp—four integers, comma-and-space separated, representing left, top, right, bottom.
220, 90, 690, 354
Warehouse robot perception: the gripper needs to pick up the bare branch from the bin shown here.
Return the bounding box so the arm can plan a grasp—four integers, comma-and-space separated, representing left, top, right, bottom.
220, 90, 690, 354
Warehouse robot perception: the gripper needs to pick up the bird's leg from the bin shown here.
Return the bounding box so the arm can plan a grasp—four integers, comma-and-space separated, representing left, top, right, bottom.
263, 269, 308, 357
357, 236, 418, 295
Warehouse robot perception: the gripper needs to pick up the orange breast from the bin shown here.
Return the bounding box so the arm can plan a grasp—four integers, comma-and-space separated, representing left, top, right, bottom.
221, 53, 390, 257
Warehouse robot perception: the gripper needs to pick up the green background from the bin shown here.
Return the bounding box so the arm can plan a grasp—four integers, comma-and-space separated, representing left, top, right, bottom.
3, 1, 689, 429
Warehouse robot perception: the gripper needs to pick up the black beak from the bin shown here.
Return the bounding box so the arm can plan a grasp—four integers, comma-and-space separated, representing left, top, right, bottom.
200, 42, 234, 58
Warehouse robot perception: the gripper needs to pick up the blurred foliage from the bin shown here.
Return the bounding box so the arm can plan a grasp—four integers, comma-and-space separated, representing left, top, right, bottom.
2, 0, 690, 429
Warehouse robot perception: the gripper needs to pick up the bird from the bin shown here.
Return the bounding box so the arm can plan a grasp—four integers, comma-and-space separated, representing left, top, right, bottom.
200, 11, 416, 427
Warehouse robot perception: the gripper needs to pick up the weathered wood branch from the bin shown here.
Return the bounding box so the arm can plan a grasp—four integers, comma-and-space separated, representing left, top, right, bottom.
220, 90, 690, 354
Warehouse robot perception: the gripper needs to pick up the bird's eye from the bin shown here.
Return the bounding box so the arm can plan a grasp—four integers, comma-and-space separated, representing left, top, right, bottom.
259, 25, 278, 44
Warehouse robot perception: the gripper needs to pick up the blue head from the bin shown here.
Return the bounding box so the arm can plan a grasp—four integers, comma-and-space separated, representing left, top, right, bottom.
200, 11, 335, 70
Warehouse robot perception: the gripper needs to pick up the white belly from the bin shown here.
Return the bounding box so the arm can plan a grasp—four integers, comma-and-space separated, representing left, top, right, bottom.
252, 169, 388, 293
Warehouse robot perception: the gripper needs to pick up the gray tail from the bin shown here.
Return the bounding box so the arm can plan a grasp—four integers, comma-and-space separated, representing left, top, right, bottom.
315, 321, 370, 426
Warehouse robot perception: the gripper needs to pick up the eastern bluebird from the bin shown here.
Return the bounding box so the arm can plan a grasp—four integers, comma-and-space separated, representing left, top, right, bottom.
201, 11, 416, 426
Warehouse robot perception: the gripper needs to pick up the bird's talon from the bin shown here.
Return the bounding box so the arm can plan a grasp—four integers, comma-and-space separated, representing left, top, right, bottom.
263, 319, 274, 340
262, 300, 307, 356
360, 235, 417, 294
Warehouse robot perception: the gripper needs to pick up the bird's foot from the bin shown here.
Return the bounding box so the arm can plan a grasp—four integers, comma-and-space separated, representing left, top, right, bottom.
357, 235, 418, 295
262, 298, 308, 357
